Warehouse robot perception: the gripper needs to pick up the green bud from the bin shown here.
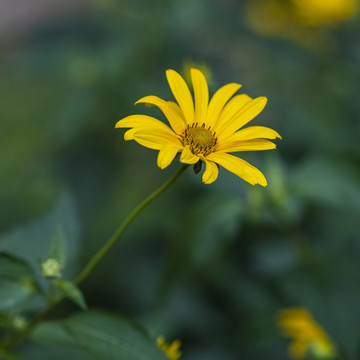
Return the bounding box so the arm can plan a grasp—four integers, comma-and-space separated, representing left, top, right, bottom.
41, 258, 62, 278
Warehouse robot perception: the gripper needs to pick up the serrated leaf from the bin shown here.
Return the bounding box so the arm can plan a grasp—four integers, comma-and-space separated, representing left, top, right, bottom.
64, 311, 168, 360
55, 280, 87, 310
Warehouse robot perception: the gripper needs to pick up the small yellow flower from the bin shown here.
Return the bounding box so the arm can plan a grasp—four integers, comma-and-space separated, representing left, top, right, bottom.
246, 0, 357, 49
116, 69, 280, 185
277, 308, 337, 359
157, 336, 181, 360
292, 0, 357, 26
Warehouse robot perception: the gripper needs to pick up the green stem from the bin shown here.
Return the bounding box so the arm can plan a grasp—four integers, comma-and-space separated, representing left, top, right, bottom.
1, 164, 188, 353
74, 164, 188, 285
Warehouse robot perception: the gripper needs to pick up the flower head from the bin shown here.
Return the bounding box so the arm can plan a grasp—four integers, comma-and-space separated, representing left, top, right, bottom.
116, 69, 280, 185
277, 308, 337, 359
246, 0, 357, 49
293, 0, 357, 26
156, 336, 181, 360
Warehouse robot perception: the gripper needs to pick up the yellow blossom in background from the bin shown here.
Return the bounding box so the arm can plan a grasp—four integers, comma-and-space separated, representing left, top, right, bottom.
246, 0, 358, 49
277, 308, 337, 359
182, 60, 213, 89
157, 336, 181, 360
292, 0, 357, 26
246, 0, 298, 38
116, 68, 280, 185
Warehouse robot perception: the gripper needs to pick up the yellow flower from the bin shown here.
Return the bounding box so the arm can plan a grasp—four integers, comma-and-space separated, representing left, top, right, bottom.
277, 308, 337, 359
156, 336, 181, 360
246, 0, 357, 49
116, 69, 280, 185
292, 0, 357, 26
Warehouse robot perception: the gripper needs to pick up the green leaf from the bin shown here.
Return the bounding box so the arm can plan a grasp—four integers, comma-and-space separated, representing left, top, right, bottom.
0, 253, 39, 310
0, 193, 81, 279
31, 321, 83, 347
64, 311, 168, 360
0, 280, 36, 311
28, 321, 94, 359
54, 280, 87, 310
0, 252, 35, 279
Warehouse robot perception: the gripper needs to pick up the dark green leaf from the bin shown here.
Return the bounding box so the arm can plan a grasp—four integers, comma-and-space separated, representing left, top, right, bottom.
55, 280, 87, 310
29, 321, 94, 360
64, 311, 168, 360
0, 253, 39, 310
0, 194, 81, 279
0, 252, 35, 280
0, 280, 36, 311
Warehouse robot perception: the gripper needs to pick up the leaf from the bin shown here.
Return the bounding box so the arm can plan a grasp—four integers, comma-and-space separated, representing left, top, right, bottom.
31, 321, 83, 347
0, 253, 39, 310
0, 252, 36, 280
0, 280, 36, 311
64, 311, 168, 360
54, 280, 87, 310
0, 193, 81, 279
28, 321, 94, 360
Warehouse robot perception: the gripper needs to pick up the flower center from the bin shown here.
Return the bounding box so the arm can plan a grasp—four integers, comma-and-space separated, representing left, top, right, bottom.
181, 123, 217, 156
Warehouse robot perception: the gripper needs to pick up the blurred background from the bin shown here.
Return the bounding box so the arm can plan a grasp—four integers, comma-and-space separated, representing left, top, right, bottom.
1, 0, 360, 359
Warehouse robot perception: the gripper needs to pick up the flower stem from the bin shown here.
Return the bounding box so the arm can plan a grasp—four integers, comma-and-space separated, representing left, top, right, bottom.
74, 164, 188, 286
0, 164, 188, 353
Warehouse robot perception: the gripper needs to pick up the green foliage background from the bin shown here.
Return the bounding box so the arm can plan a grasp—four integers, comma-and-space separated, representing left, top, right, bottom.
0, 0, 360, 359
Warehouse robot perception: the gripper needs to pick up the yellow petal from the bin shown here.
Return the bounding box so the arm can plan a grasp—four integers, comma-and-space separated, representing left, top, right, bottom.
226, 126, 282, 141
124, 128, 137, 140
167, 101, 184, 118
166, 69, 194, 124
202, 160, 219, 184
157, 144, 181, 169
217, 96, 268, 140
191, 68, 209, 124
217, 94, 252, 127
135, 96, 186, 134
216, 139, 277, 152
206, 83, 242, 128
206, 152, 267, 186
180, 145, 199, 164
116, 115, 172, 133
131, 128, 181, 150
